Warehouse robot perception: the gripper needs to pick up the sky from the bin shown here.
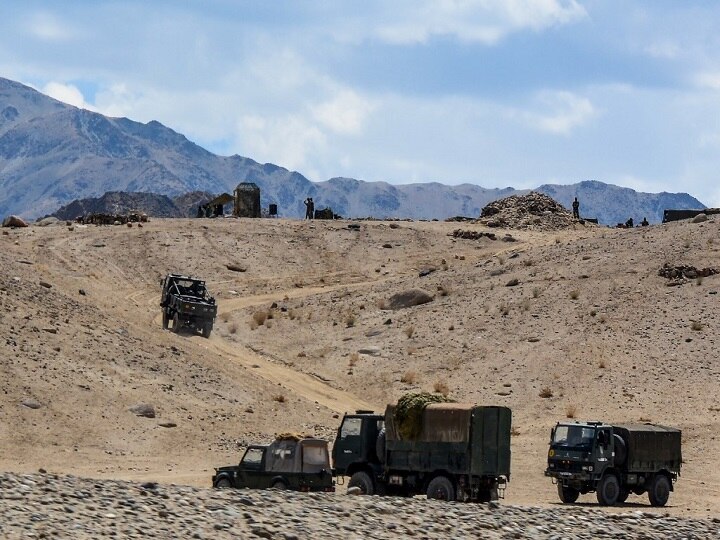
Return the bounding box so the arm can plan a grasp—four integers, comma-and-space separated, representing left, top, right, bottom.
2, 0, 720, 206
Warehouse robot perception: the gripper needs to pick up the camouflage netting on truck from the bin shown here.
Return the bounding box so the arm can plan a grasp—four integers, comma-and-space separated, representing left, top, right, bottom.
275, 432, 306, 441
394, 392, 454, 440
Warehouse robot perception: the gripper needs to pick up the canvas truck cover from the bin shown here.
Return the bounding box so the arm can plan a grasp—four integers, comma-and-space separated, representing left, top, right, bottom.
384, 404, 511, 478
385, 403, 474, 442
612, 424, 682, 472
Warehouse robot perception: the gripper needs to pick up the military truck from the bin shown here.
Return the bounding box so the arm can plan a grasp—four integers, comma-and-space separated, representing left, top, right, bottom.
332, 402, 512, 502
160, 273, 217, 338
212, 437, 335, 492
545, 421, 682, 506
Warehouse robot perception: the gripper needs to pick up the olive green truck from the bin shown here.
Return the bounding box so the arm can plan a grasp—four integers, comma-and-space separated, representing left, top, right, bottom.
332, 404, 512, 502
545, 421, 681, 506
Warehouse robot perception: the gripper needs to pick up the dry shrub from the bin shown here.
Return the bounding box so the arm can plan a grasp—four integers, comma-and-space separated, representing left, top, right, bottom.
220, 312, 230, 323
565, 404, 577, 418
253, 310, 268, 326
539, 387, 553, 398
345, 314, 356, 328
569, 290, 579, 300
437, 284, 449, 297
532, 287, 540, 298
500, 304, 510, 316
272, 394, 286, 403
433, 380, 450, 396
510, 426, 521, 437
523, 259, 534, 267
691, 321, 704, 331
377, 299, 388, 310
404, 325, 415, 338
265, 320, 273, 329
229, 323, 238, 335
598, 359, 607, 369
400, 371, 419, 384
288, 309, 298, 320
348, 352, 360, 367
696, 277, 703, 286
521, 298, 531, 312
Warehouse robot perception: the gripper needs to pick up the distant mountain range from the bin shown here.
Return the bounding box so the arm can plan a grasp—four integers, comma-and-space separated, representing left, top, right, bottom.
0, 76, 706, 224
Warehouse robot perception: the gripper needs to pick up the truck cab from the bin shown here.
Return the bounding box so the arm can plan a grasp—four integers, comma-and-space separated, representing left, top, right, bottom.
546, 421, 614, 482
331, 411, 384, 479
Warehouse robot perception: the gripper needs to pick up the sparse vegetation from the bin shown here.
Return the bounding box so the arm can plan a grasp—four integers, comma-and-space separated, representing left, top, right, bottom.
377, 299, 387, 310
500, 304, 510, 316
272, 394, 286, 403
348, 352, 360, 367
532, 287, 540, 298
539, 387, 553, 398
510, 426, 521, 437
599, 359, 607, 369
523, 259, 534, 267
345, 314, 356, 328
404, 325, 415, 338
401, 371, 419, 384
437, 284, 449, 296
569, 290, 579, 300
691, 321, 704, 331
565, 404, 577, 418
229, 322, 238, 334
433, 380, 450, 396
696, 277, 703, 286
521, 298, 531, 311
253, 310, 268, 326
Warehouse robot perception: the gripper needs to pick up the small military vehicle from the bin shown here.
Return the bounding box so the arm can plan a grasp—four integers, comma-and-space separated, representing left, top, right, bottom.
212, 437, 335, 492
545, 421, 682, 506
160, 274, 217, 338
332, 397, 512, 502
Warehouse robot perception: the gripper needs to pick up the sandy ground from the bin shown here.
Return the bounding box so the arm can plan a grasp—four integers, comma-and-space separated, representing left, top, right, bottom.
1, 216, 718, 517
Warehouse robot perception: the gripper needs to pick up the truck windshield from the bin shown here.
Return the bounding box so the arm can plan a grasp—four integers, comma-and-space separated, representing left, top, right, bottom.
553, 425, 595, 448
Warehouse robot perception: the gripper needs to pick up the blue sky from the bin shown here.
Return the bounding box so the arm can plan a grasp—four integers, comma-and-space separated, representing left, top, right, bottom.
2, 1, 720, 205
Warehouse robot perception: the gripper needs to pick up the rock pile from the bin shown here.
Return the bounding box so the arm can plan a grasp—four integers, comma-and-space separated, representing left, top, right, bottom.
658, 263, 718, 282
451, 229, 518, 242
1, 472, 718, 539
479, 192, 575, 231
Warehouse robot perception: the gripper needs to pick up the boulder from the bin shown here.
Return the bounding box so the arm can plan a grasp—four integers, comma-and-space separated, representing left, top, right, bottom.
129, 403, 156, 418
692, 213, 708, 223
385, 289, 434, 310
35, 217, 60, 227
2, 215, 28, 228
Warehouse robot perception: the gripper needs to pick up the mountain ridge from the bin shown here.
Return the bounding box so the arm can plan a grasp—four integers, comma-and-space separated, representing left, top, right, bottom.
0, 76, 705, 223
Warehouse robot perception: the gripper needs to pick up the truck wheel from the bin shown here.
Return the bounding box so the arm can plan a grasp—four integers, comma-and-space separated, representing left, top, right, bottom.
162, 311, 169, 330
215, 477, 232, 488
557, 484, 580, 504
617, 488, 630, 503
426, 476, 455, 501
272, 480, 288, 490
648, 475, 670, 507
172, 313, 181, 333
201, 324, 212, 338
596, 474, 620, 506
348, 471, 375, 495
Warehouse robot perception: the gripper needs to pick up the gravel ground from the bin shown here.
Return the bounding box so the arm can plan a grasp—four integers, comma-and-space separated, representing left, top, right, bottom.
1, 472, 718, 539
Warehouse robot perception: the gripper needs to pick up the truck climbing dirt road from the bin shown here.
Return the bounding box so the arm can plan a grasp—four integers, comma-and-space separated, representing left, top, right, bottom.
545, 421, 682, 507
160, 273, 217, 337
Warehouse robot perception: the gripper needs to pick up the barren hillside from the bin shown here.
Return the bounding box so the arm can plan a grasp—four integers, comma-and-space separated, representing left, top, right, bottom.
1, 215, 718, 516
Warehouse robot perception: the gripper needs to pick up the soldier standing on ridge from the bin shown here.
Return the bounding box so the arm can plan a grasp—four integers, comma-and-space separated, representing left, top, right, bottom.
572, 197, 580, 219
304, 197, 312, 220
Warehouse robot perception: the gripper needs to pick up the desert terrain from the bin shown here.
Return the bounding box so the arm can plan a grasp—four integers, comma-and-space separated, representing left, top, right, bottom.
1, 212, 719, 527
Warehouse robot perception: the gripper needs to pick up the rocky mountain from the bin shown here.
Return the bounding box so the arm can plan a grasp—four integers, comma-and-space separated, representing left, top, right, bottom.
51, 191, 188, 220
0, 76, 706, 223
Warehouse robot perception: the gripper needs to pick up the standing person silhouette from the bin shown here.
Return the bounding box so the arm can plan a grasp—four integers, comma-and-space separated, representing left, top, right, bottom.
572, 197, 580, 219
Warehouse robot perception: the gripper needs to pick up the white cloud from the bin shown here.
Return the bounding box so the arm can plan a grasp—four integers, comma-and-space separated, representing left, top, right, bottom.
693, 72, 720, 91
26, 11, 75, 41
374, 0, 587, 45
311, 90, 377, 135
237, 114, 327, 177
644, 41, 680, 60
519, 90, 596, 135
42, 82, 96, 111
